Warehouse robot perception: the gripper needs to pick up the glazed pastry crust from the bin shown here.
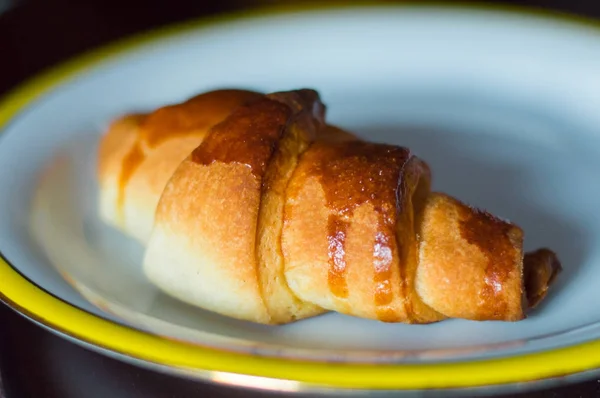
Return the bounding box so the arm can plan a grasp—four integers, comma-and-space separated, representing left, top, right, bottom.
98, 88, 562, 325
143, 90, 350, 324
97, 89, 262, 243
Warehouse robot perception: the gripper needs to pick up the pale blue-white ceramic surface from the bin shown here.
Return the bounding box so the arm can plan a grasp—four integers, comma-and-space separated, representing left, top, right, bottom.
1, 5, 600, 369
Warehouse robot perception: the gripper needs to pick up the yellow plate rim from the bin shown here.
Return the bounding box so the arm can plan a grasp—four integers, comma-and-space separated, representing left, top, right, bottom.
1, 1, 600, 391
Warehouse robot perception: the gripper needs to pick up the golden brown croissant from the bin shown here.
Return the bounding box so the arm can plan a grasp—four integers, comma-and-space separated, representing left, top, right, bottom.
137, 88, 562, 325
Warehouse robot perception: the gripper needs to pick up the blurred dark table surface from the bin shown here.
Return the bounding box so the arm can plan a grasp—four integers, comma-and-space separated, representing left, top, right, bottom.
2, 1, 600, 397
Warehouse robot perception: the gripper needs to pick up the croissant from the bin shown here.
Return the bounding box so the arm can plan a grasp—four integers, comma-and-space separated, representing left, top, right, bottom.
134, 88, 562, 325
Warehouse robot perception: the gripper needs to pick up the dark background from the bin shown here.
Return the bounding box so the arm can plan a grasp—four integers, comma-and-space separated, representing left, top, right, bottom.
2, 0, 600, 397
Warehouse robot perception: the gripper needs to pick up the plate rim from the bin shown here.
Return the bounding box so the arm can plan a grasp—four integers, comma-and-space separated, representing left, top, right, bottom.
2, 1, 600, 391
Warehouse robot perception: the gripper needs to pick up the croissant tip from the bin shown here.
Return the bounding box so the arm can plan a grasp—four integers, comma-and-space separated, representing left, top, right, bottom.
523, 248, 563, 310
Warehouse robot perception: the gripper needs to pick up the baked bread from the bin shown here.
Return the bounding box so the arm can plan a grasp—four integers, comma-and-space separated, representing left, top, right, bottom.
138, 88, 562, 325
97, 89, 262, 243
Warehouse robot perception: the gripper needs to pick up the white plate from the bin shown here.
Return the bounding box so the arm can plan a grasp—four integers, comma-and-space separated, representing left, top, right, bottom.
2, 4, 600, 395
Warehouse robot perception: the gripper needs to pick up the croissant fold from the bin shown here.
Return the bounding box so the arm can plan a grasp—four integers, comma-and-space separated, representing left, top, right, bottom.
97, 88, 562, 325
